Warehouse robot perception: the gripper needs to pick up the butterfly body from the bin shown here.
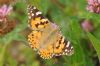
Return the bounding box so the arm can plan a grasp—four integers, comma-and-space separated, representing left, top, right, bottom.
27, 5, 74, 59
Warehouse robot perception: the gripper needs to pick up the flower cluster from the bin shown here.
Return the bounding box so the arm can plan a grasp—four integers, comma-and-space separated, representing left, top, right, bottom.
0, 5, 16, 36
0, 4, 12, 17
81, 19, 94, 32
87, 0, 100, 14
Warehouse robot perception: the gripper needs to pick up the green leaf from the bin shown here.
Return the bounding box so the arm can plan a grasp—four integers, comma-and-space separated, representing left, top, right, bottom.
0, 44, 8, 66
87, 32, 100, 61
66, 20, 94, 66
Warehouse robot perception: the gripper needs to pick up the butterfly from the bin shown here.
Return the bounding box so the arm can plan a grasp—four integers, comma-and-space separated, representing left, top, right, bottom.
27, 5, 74, 59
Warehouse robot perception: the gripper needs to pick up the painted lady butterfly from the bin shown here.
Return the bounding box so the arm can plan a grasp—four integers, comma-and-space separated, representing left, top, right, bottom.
27, 5, 74, 59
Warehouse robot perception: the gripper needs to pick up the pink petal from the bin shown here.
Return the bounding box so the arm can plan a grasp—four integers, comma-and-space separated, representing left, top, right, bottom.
0, 4, 12, 17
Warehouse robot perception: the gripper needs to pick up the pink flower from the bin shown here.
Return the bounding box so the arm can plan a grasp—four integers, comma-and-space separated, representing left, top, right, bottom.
87, 0, 100, 14
81, 20, 94, 32
0, 4, 12, 17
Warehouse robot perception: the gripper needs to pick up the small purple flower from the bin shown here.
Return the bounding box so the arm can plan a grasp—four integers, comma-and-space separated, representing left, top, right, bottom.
0, 5, 15, 36
0, 4, 12, 17
81, 20, 94, 32
87, 0, 100, 14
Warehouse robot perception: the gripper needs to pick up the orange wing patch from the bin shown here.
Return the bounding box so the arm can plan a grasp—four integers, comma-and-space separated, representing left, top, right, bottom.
28, 31, 42, 50
54, 35, 65, 54
30, 17, 49, 29
54, 35, 74, 56
38, 44, 54, 59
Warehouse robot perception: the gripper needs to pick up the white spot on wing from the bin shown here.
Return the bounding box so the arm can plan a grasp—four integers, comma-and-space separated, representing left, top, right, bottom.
66, 41, 70, 47
28, 24, 30, 27
28, 16, 31, 19
33, 7, 36, 9
36, 11, 42, 15
66, 53, 68, 55
63, 52, 65, 55
65, 49, 68, 52
32, 13, 34, 16
71, 46, 73, 49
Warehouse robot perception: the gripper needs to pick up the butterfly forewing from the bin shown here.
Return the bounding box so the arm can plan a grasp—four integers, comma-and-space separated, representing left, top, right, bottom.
28, 5, 49, 30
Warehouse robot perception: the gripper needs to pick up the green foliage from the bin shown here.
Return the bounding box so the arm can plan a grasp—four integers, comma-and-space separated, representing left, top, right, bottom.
87, 32, 100, 61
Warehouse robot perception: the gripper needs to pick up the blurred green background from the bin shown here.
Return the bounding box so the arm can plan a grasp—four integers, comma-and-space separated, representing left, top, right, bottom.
0, 0, 100, 66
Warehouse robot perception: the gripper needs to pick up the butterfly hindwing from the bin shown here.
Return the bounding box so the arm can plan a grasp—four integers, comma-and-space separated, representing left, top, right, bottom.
37, 25, 59, 59
37, 28, 74, 59
54, 34, 74, 56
